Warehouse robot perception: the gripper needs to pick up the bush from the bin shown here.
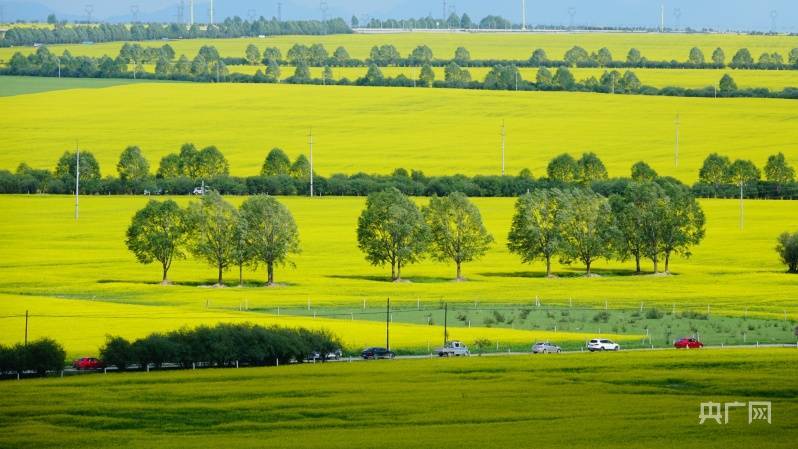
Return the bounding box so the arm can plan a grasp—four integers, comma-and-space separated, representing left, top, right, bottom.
645, 308, 665, 319
99, 336, 134, 370
0, 339, 67, 376
593, 311, 611, 323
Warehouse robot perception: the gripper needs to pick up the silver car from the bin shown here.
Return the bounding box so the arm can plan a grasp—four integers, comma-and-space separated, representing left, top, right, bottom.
532, 342, 561, 354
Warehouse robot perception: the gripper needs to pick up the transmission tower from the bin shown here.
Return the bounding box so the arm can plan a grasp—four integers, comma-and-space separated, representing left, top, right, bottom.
673, 8, 681, 31
567, 7, 576, 30
277, 2, 282, 21
84, 4, 94, 23
770, 10, 778, 32
130, 4, 140, 23
247, 9, 256, 22
177, 1, 185, 24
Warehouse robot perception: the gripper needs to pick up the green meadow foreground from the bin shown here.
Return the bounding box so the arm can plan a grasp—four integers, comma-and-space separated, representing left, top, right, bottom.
2, 32, 797, 61
0, 349, 795, 449
0, 195, 796, 357
1, 80, 797, 182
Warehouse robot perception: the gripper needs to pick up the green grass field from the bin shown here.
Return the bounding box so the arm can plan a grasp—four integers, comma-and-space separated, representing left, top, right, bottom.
2, 32, 797, 62
0, 75, 151, 96
0, 349, 795, 448
1, 79, 796, 182
0, 195, 796, 357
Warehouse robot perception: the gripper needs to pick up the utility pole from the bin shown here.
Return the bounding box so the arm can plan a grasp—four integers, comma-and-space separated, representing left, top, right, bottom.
57, 57, 61, 78
674, 113, 680, 169
24, 310, 28, 346
210, 0, 214, 25
189, 0, 194, 26
660, 4, 665, 32
308, 128, 315, 197
75, 142, 80, 221
501, 120, 506, 176
442, 0, 447, 21
739, 182, 745, 231
386, 298, 390, 351
277, 3, 282, 21
443, 302, 448, 345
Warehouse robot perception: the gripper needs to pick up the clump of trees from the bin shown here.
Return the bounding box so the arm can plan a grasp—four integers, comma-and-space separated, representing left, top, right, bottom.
508, 179, 705, 276
0, 339, 66, 378
776, 231, 798, 273
357, 189, 492, 281
98, 323, 341, 370
125, 193, 300, 286
695, 152, 796, 198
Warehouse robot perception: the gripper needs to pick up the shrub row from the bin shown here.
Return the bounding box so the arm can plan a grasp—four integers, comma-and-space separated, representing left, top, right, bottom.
99, 323, 342, 370
0, 339, 67, 377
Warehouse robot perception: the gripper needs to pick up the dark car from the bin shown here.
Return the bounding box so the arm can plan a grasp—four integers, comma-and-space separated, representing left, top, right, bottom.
72, 357, 103, 370
674, 338, 704, 349
361, 347, 395, 360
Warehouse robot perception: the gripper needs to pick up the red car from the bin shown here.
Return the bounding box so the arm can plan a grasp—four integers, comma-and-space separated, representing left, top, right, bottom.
72, 357, 104, 370
674, 338, 704, 349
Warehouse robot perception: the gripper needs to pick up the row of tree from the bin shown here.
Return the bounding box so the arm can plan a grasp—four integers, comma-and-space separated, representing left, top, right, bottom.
241, 43, 798, 70
0, 339, 66, 377
3, 147, 798, 200
7, 46, 797, 100
98, 323, 341, 370
0, 17, 351, 47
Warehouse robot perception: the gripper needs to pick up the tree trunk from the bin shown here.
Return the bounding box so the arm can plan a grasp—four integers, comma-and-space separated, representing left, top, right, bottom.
635, 254, 641, 274
267, 262, 274, 286
456, 262, 462, 280
218, 264, 223, 286
585, 260, 591, 276
652, 255, 659, 274
396, 260, 402, 281
238, 264, 243, 287
391, 261, 396, 281
545, 256, 552, 277
162, 263, 169, 283
664, 252, 671, 274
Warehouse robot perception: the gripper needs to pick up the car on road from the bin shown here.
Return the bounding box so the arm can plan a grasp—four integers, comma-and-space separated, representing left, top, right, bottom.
674, 337, 704, 349
361, 347, 395, 360
72, 357, 103, 370
587, 339, 620, 352
305, 349, 344, 362
532, 342, 561, 354
435, 340, 470, 357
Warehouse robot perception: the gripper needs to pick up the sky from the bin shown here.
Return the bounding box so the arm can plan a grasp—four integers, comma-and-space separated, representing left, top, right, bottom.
2, 0, 797, 32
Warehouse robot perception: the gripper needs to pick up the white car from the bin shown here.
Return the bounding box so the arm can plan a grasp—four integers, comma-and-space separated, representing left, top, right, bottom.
587, 339, 620, 352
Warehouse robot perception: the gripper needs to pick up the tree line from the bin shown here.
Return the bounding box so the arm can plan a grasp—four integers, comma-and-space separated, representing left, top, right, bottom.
237, 43, 798, 71
0, 17, 351, 47
3, 146, 798, 200
0, 338, 66, 378
99, 323, 341, 370
6, 45, 798, 100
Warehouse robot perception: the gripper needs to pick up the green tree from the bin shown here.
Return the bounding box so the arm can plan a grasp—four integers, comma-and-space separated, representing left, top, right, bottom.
631, 161, 657, 182
265, 58, 281, 81
290, 154, 311, 179
536, 67, 553, 86
245, 44, 260, 65
117, 146, 150, 181
553, 66, 575, 89
263, 47, 282, 62
731, 48, 754, 68
776, 231, 798, 273
423, 193, 493, 280
55, 150, 101, 181
764, 153, 795, 194
530, 48, 548, 65
626, 48, 643, 65
610, 182, 668, 273
454, 47, 471, 64
178, 143, 200, 178
293, 62, 311, 81
712, 47, 725, 65
699, 153, 731, 190
564, 46, 589, 66
126, 200, 188, 284
507, 189, 564, 277
240, 195, 301, 286
157, 153, 182, 178
461, 13, 473, 29
47, 13, 57, 24
322, 65, 333, 84
444, 62, 471, 84
688, 47, 705, 64
577, 152, 609, 185
99, 336, 133, 371
357, 188, 428, 281
187, 192, 238, 285
195, 146, 229, 178
231, 215, 253, 286
594, 47, 613, 67
262, 148, 291, 176
719, 74, 737, 93
333, 46, 350, 63
558, 189, 617, 276
789, 48, 798, 65
547, 153, 579, 182
409, 45, 433, 64
419, 63, 435, 86
657, 182, 705, 273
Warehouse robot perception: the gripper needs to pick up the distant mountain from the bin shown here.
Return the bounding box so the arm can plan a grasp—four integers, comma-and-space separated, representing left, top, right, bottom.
3, 0, 797, 32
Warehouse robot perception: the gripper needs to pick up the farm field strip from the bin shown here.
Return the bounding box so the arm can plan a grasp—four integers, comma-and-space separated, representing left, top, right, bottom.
1, 80, 797, 182
0, 349, 795, 449
2, 32, 798, 62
